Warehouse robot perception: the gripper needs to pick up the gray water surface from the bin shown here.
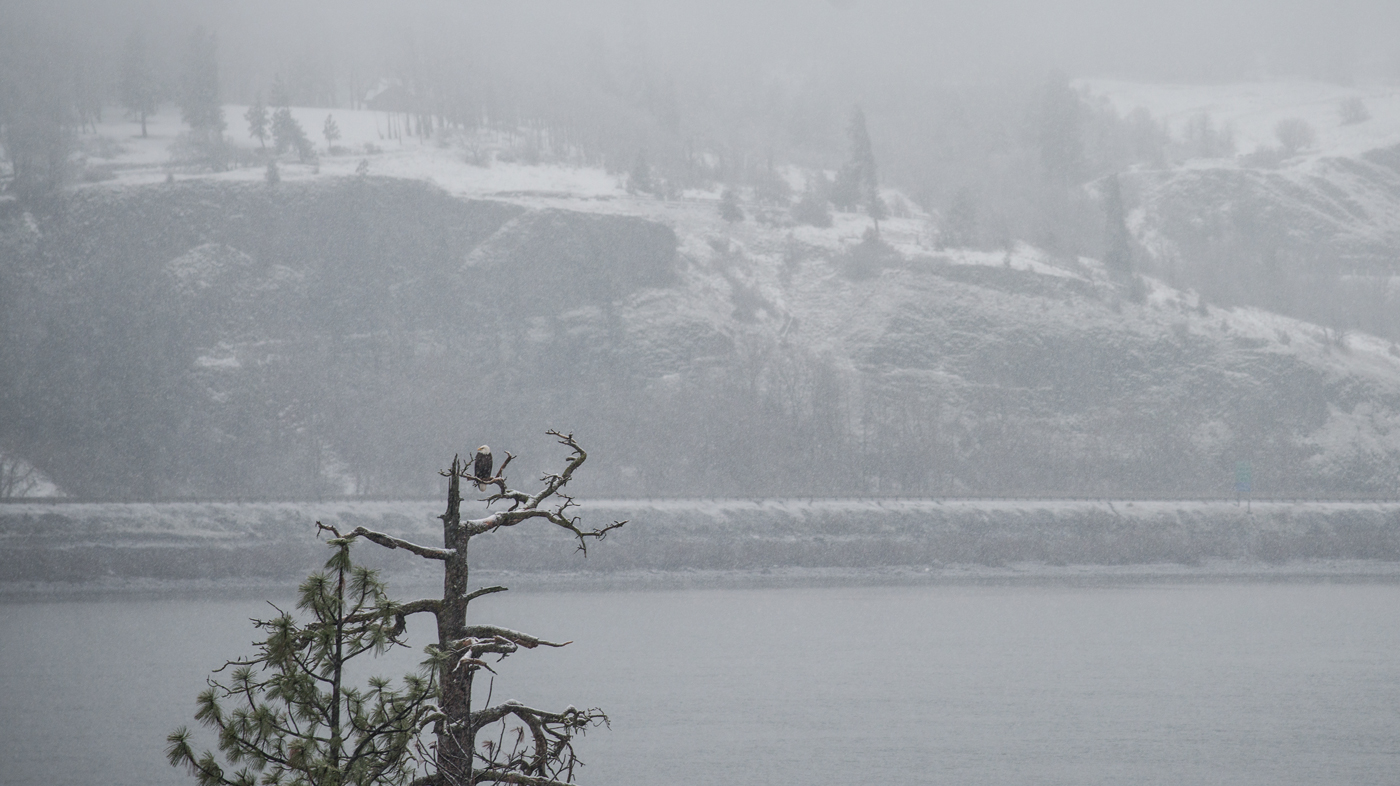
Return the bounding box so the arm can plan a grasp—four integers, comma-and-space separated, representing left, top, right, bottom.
3, 580, 1398, 785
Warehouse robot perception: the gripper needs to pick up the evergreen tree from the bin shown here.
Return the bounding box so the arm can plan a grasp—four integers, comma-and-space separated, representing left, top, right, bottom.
792, 174, 833, 227
865, 178, 888, 229
179, 27, 224, 134
267, 74, 311, 160
0, 28, 75, 201
168, 533, 433, 786
244, 96, 268, 149
719, 188, 744, 222
264, 158, 279, 185
752, 163, 792, 206
829, 162, 861, 212
322, 114, 341, 150
1103, 173, 1133, 275
837, 107, 885, 230
628, 150, 654, 194
269, 73, 291, 110
941, 187, 978, 248
271, 109, 312, 161
120, 29, 156, 138
1038, 72, 1083, 185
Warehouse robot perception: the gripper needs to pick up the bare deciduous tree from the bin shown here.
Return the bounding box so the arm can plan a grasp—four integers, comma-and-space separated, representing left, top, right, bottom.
0, 453, 41, 498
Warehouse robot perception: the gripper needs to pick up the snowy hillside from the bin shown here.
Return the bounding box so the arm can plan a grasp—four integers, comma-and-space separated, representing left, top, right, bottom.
8, 84, 1400, 500
1083, 80, 1400, 160
1078, 80, 1400, 340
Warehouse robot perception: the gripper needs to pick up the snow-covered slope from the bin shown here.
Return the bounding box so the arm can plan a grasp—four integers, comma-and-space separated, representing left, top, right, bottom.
10, 90, 1400, 500
1081, 80, 1400, 294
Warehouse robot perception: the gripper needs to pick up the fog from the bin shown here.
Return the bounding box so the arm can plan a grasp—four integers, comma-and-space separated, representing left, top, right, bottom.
5, 0, 1400, 501
6, 6, 1400, 786
15, 0, 1400, 82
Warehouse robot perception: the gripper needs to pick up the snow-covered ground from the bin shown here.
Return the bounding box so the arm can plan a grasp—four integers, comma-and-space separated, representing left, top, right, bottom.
74, 102, 934, 253
1082, 79, 1400, 160
22, 85, 1400, 503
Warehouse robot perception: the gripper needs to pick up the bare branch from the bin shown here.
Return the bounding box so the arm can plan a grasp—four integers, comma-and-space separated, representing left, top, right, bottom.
470, 770, 575, 786
455, 626, 571, 650
317, 521, 454, 560
463, 452, 517, 497
464, 509, 626, 555
466, 586, 508, 603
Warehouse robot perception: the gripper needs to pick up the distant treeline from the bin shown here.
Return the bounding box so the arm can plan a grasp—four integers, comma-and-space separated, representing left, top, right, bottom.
6, 4, 1400, 347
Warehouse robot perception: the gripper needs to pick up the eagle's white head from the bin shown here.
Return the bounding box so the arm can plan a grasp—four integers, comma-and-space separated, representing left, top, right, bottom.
477, 445, 490, 454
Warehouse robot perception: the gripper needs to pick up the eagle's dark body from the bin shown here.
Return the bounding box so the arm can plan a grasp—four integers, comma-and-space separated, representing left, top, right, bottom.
473, 446, 493, 489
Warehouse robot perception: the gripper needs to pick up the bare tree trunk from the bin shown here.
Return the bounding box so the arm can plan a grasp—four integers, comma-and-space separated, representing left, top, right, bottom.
438, 461, 472, 785
343, 434, 622, 786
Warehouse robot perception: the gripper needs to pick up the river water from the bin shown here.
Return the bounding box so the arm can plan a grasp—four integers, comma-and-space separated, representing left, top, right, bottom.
3, 579, 1399, 786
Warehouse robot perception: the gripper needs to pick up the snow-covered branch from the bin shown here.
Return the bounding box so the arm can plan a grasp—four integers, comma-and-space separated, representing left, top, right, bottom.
317, 521, 455, 561
459, 432, 626, 553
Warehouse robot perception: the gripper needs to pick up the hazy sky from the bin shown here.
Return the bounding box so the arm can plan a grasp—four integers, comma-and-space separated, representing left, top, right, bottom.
12, 0, 1400, 88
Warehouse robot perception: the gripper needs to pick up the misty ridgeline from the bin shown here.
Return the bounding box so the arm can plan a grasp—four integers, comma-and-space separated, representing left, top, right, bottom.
5, 2, 1400, 501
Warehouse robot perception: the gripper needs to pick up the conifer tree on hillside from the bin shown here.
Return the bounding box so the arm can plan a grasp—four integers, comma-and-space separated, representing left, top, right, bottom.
792, 173, 833, 227
1102, 173, 1133, 275
832, 107, 886, 231
120, 29, 156, 138
269, 72, 291, 111
244, 96, 268, 149
1038, 72, 1084, 185
719, 187, 744, 222
179, 27, 224, 134
323, 114, 341, 151
941, 187, 979, 249
268, 75, 313, 162
628, 150, 654, 194
0, 29, 76, 200
829, 163, 857, 212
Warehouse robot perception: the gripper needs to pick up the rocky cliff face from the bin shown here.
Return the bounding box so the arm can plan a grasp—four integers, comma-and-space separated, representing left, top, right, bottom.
5, 174, 1400, 499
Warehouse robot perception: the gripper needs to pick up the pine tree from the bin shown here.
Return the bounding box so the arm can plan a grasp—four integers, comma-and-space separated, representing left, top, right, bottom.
179, 27, 224, 134
322, 114, 341, 151
829, 162, 861, 212
169, 436, 618, 786
271, 108, 312, 161
792, 174, 833, 227
120, 29, 156, 138
628, 151, 654, 194
244, 96, 268, 149
267, 74, 311, 160
0, 28, 76, 200
167, 533, 433, 786
269, 73, 291, 112
941, 187, 978, 248
1038, 72, 1083, 185
719, 188, 744, 222
839, 107, 885, 231
1103, 173, 1133, 275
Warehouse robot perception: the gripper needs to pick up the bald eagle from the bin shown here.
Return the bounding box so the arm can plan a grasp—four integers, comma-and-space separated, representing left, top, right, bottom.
473, 446, 493, 490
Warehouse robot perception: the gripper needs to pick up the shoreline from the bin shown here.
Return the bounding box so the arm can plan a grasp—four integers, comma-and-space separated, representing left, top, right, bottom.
6, 559, 1400, 601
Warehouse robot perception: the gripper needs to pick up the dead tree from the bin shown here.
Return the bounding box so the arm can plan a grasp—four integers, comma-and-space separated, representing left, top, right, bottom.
344, 431, 624, 786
